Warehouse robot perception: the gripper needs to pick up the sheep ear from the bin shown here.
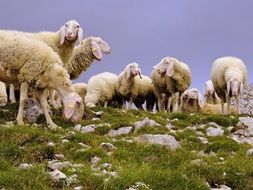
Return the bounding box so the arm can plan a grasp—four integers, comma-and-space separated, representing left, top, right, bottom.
63, 95, 78, 119
239, 81, 243, 94
91, 41, 103, 60
60, 26, 66, 45
78, 27, 83, 44
166, 60, 174, 77
126, 65, 131, 79
227, 81, 231, 95
198, 91, 203, 107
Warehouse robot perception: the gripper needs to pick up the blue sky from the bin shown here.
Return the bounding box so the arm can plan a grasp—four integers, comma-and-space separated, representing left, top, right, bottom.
1, 0, 252, 95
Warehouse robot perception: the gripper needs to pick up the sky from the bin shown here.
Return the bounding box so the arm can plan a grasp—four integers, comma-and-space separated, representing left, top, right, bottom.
0, 0, 252, 95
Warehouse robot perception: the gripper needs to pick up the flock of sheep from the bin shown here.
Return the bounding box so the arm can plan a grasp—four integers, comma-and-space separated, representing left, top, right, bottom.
0, 19, 248, 128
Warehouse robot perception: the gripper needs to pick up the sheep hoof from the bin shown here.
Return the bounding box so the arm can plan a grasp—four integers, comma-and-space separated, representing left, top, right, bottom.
17, 119, 24, 126
48, 123, 58, 130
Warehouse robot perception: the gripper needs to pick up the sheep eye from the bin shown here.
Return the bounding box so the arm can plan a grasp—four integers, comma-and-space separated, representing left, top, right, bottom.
76, 25, 80, 28
65, 24, 68, 27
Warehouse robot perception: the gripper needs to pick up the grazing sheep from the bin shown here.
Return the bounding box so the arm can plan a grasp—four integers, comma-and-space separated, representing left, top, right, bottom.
204, 80, 220, 104
68, 36, 111, 80
84, 72, 119, 107
0, 81, 7, 106
115, 62, 144, 110
151, 57, 191, 112
211, 56, 247, 114
0, 31, 84, 128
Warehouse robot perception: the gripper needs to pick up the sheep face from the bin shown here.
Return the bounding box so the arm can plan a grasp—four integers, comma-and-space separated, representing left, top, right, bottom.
204, 80, 215, 96
60, 20, 83, 45
182, 88, 202, 107
126, 63, 142, 79
92, 37, 111, 55
156, 57, 174, 77
227, 79, 243, 97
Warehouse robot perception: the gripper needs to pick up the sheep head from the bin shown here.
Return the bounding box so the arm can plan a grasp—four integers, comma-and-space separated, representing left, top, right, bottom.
156, 57, 176, 77
125, 62, 142, 79
204, 80, 215, 96
60, 19, 83, 45
227, 79, 243, 97
182, 88, 202, 108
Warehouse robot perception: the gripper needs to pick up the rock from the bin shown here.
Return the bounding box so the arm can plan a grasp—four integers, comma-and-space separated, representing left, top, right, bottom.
206, 127, 224, 137
211, 184, 232, 190
126, 182, 152, 190
50, 170, 67, 181
55, 154, 65, 160
107, 126, 133, 137
198, 137, 209, 144
99, 142, 116, 152
66, 174, 78, 185
79, 143, 91, 149
134, 134, 180, 150
100, 163, 112, 170
48, 161, 72, 171
134, 117, 161, 130
74, 124, 95, 134
62, 139, 69, 144
91, 156, 101, 166
246, 148, 253, 156
231, 84, 253, 114
72, 163, 84, 168
74, 186, 83, 190
47, 142, 55, 146
91, 111, 104, 117
239, 117, 253, 128
23, 98, 43, 124
18, 163, 32, 169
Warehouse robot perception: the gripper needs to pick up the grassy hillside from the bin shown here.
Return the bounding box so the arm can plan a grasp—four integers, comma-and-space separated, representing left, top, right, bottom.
0, 103, 253, 190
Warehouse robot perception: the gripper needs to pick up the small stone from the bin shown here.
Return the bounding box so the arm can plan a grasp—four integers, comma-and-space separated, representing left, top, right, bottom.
100, 163, 112, 170
99, 142, 116, 152
134, 117, 161, 130
47, 142, 55, 146
48, 161, 72, 171
74, 186, 83, 190
219, 157, 225, 161
18, 163, 32, 169
50, 170, 67, 181
75, 125, 95, 134
91, 156, 101, 166
79, 143, 91, 149
62, 139, 69, 144
55, 154, 65, 160
72, 163, 84, 168
107, 126, 133, 137
92, 118, 100, 121
206, 127, 224, 137
246, 148, 253, 156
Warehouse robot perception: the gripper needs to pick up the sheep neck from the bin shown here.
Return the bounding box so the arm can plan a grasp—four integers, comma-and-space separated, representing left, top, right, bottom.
68, 38, 95, 80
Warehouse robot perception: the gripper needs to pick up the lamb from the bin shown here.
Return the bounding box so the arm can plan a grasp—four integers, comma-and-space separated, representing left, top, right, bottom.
0, 81, 7, 106
211, 56, 247, 114
0, 31, 84, 128
84, 72, 119, 107
204, 80, 220, 104
115, 62, 145, 110
151, 57, 192, 112
68, 36, 111, 80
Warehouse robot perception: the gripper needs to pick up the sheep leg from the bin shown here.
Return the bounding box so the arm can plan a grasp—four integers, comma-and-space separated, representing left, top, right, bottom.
56, 96, 62, 108
37, 89, 58, 129
226, 95, 231, 114
9, 84, 16, 103
104, 101, 108, 108
236, 96, 240, 114
16, 82, 29, 125
48, 89, 60, 109
128, 97, 134, 109
220, 99, 225, 114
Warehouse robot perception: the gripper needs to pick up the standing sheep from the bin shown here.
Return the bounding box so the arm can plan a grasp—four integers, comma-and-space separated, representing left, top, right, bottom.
204, 80, 220, 104
151, 57, 192, 112
211, 56, 247, 114
0, 81, 7, 106
84, 72, 119, 107
0, 31, 84, 128
115, 62, 144, 110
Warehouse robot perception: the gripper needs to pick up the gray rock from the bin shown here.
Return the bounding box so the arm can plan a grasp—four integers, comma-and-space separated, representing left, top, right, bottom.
99, 142, 116, 152
47, 142, 55, 146
107, 126, 133, 137
74, 124, 95, 134
134, 134, 180, 150
74, 186, 83, 190
23, 98, 43, 124
50, 170, 67, 181
211, 184, 232, 190
48, 161, 72, 171
126, 182, 152, 190
206, 127, 224, 137
62, 139, 69, 144
18, 163, 32, 169
134, 117, 161, 130
55, 154, 65, 160
246, 148, 253, 156
239, 117, 253, 128
91, 156, 101, 166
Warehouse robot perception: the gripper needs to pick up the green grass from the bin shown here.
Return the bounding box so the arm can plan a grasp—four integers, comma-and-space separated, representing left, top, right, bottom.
0, 103, 253, 189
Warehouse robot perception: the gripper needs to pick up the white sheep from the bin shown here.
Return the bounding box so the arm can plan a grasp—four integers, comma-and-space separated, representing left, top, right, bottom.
151, 57, 192, 112
84, 72, 119, 108
68, 36, 111, 80
204, 80, 220, 104
0, 81, 7, 106
0, 31, 84, 128
211, 56, 247, 114
115, 62, 144, 110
